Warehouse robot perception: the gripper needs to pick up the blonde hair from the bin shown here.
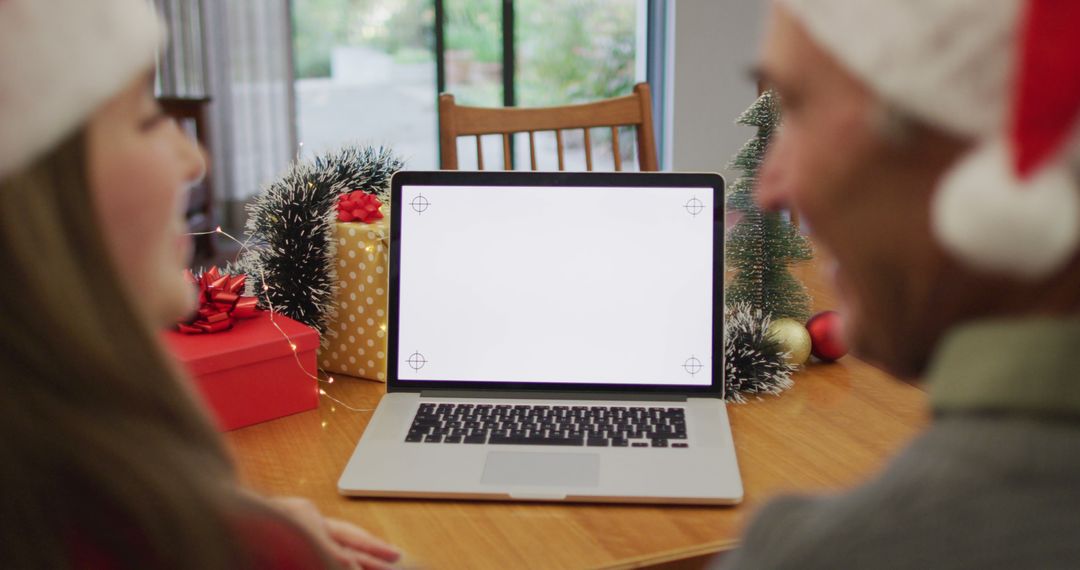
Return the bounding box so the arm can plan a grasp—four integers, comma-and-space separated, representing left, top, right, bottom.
0, 132, 326, 568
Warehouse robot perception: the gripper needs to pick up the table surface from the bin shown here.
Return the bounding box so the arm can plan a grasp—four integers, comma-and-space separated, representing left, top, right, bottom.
225, 263, 928, 569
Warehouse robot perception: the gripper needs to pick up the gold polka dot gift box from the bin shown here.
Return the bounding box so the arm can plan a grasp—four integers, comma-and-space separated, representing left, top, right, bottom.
320, 218, 390, 382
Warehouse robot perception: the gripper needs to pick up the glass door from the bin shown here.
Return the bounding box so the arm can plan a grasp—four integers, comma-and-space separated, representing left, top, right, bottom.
292, 0, 439, 168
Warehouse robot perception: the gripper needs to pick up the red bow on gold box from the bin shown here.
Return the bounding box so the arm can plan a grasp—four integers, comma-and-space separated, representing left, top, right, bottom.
177, 267, 260, 334
337, 190, 384, 224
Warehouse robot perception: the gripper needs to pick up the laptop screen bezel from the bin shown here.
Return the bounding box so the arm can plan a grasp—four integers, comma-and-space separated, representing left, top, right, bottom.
386, 170, 724, 398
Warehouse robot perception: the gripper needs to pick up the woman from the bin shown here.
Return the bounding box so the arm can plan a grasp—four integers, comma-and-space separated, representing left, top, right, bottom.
0, 1, 400, 568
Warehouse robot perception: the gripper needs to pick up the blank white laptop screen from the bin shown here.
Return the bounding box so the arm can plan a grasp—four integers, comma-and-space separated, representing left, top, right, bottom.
396, 184, 713, 386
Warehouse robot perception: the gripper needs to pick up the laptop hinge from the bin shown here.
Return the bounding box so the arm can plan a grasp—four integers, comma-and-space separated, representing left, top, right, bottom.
416, 389, 687, 402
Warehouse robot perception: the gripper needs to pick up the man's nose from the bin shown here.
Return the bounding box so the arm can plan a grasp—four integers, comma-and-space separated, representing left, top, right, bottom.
755, 135, 791, 212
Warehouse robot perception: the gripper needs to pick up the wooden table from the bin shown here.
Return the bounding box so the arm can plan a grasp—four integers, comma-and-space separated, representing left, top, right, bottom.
226, 264, 928, 569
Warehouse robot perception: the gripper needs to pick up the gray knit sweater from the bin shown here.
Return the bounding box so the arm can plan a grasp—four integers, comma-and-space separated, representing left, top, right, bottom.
719, 414, 1080, 569
719, 319, 1080, 569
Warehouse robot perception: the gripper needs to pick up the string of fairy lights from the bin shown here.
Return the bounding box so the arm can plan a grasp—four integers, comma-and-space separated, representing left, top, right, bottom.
187, 226, 374, 414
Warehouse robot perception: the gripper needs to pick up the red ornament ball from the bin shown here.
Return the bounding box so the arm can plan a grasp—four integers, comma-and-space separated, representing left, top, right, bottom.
806, 310, 847, 362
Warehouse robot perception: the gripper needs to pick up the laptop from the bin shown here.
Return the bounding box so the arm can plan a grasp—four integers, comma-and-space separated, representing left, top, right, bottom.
338, 170, 742, 505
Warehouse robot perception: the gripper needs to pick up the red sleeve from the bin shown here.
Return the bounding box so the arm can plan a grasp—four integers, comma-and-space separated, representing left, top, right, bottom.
68, 512, 329, 569
234, 515, 331, 569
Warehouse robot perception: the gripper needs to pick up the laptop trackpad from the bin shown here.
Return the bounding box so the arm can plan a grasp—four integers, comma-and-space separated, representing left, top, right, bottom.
481, 452, 599, 487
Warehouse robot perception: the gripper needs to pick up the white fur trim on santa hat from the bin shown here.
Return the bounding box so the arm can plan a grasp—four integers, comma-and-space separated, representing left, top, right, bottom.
778, 0, 1020, 140
932, 139, 1080, 278
0, 0, 164, 180
781, 0, 1080, 279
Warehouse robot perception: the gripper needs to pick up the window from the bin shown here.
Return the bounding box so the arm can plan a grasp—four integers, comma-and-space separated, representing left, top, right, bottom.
292, 0, 654, 170
292, 0, 438, 166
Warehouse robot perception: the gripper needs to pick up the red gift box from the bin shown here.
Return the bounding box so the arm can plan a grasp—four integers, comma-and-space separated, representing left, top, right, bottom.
163, 311, 320, 431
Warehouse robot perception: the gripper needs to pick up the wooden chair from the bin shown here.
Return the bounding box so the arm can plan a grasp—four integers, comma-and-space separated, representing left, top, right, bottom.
158, 96, 216, 259
439, 82, 658, 172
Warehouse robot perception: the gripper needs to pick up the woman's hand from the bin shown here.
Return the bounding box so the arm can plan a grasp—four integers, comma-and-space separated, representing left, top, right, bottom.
269, 496, 402, 569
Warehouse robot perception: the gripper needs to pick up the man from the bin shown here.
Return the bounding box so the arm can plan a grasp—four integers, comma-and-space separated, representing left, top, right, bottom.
720, 1, 1080, 568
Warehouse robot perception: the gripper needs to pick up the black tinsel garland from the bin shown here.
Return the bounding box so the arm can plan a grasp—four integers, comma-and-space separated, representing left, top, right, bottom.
724, 302, 797, 403
235, 145, 404, 334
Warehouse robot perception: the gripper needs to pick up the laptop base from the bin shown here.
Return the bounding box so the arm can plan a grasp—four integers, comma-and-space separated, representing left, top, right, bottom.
338, 392, 743, 505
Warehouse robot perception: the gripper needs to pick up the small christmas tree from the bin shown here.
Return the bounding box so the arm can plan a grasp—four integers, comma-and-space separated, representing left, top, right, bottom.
726, 91, 813, 321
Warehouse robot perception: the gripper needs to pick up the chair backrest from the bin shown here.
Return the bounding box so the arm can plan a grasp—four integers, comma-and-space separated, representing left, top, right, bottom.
159, 96, 212, 149
438, 82, 658, 172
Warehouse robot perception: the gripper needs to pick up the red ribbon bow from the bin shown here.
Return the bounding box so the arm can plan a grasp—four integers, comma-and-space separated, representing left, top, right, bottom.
177, 267, 260, 334
337, 190, 384, 224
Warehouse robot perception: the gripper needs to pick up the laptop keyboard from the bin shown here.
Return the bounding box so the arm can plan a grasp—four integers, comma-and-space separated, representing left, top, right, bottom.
405, 403, 689, 448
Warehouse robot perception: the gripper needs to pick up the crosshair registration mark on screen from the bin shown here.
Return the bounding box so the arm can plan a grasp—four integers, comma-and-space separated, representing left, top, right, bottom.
684, 197, 704, 217
407, 351, 428, 371
410, 193, 430, 214
683, 356, 703, 376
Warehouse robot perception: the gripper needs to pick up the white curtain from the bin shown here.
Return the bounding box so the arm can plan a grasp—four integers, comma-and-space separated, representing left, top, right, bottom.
154, 0, 207, 96
155, 0, 297, 228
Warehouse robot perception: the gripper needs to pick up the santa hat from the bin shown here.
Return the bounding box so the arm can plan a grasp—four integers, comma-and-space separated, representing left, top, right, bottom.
780, 0, 1080, 278
0, 0, 164, 180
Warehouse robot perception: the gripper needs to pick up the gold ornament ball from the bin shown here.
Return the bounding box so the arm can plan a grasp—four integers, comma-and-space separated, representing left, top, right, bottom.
767, 318, 812, 365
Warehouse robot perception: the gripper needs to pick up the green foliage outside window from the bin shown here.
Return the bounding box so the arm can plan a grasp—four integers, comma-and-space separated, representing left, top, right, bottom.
516, 0, 636, 107
293, 0, 637, 110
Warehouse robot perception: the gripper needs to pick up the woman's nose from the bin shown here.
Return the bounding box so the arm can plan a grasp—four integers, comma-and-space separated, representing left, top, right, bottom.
176, 126, 208, 186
